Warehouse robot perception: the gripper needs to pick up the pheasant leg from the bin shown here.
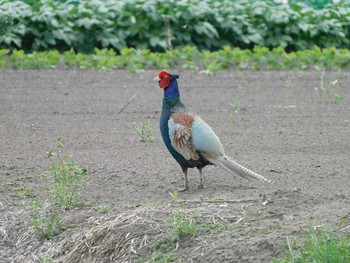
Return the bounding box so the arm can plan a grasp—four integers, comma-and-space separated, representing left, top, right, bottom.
198, 167, 204, 189
178, 168, 188, 192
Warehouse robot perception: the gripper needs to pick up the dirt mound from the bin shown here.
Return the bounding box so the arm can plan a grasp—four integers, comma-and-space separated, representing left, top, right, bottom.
55, 208, 161, 262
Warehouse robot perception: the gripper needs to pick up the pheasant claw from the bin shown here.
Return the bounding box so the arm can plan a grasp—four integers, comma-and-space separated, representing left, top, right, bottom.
177, 186, 188, 192
197, 184, 205, 189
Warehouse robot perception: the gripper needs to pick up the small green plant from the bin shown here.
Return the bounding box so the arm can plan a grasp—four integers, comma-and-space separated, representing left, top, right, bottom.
5, 180, 34, 198
26, 137, 88, 239
152, 196, 234, 262
28, 198, 61, 240
99, 205, 111, 213
151, 209, 196, 261
172, 190, 178, 203
39, 256, 54, 263
165, 210, 197, 243
149, 252, 178, 263
274, 226, 350, 263
318, 70, 345, 104
198, 220, 233, 235
13, 184, 32, 198
133, 120, 154, 142
228, 100, 241, 124
329, 80, 344, 104
41, 136, 88, 210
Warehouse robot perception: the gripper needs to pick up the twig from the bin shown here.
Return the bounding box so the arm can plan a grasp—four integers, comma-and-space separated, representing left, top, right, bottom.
177, 199, 257, 204
117, 86, 143, 114
320, 67, 325, 91
340, 224, 350, 232
287, 236, 292, 254
236, 217, 243, 224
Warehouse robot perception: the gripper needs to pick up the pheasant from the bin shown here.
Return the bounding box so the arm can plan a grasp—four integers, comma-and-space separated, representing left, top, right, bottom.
153, 70, 270, 191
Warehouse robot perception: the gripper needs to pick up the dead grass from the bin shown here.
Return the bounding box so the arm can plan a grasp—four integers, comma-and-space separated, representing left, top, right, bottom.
1, 199, 251, 263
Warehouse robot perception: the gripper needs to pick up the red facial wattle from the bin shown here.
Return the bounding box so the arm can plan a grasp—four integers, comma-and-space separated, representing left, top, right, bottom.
159, 76, 170, 89
157, 70, 171, 89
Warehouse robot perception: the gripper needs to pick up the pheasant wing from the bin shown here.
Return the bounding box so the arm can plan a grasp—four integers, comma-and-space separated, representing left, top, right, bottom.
168, 113, 199, 161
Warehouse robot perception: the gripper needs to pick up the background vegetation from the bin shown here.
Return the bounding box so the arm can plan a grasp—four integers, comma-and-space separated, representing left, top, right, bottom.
1, 46, 350, 73
1, 0, 350, 53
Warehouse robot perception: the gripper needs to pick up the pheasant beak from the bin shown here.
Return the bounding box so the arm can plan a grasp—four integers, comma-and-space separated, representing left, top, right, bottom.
153, 76, 161, 82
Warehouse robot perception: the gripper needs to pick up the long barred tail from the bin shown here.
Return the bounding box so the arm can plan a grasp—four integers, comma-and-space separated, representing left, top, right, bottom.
209, 155, 272, 183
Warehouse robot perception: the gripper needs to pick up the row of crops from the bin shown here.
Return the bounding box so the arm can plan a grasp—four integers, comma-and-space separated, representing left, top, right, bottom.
1, 46, 350, 72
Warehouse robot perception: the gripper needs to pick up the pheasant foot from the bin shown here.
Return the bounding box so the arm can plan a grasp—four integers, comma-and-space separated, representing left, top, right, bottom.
197, 184, 205, 189
178, 168, 189, 192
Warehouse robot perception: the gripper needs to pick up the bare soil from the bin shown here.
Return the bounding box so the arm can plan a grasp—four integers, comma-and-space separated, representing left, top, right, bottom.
1, 69, 349, 262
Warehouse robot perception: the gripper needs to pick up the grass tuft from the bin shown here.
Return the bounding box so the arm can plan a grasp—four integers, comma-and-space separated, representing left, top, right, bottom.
27, 136, 88, 239
274, 226, 350, 263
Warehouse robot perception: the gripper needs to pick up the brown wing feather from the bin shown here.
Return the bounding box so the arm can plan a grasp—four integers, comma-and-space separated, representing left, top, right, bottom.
170, 113, 199, 160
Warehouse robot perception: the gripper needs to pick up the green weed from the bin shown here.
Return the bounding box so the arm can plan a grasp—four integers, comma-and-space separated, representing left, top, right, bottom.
329, 80, 344, 104
152, 209, 197, 257
164, 210, 197, 243
25, 137, 88, 240
41, 136, 88, 210
171, 190, 178, 203
318, 69, 345, 104
28, 198, 61, 240
39, 256, 54, 263
133, 120, 154, 142
274, 227, 350, 263
99, 205, 111, 214
13, 184, 33, 198
5, 181, 27, 197
149, 252, 178, 263
198, 221, 232, 235
4, 176, 35, 198
228, 100, 241, 124
150, 196, 235, 263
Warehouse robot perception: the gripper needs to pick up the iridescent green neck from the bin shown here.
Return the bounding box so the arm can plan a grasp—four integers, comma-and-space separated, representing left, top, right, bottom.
162, 97, 182, 111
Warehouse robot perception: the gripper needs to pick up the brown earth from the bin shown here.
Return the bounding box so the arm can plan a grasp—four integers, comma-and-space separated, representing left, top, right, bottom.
0, 69, 349, 262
